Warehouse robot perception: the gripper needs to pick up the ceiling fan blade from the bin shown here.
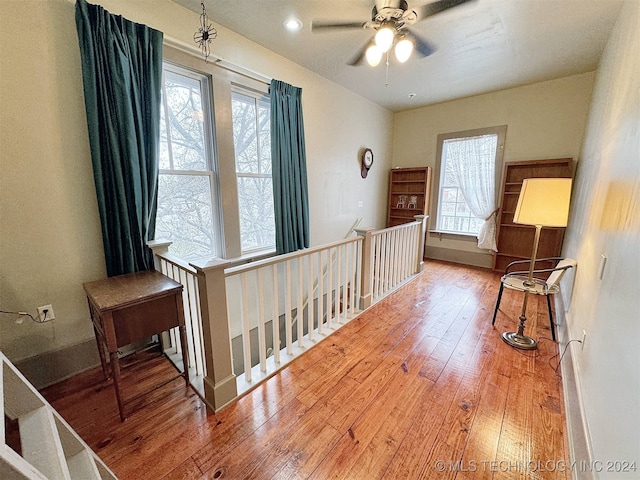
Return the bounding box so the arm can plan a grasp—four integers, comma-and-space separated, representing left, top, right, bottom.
347, 40, 373, 66
404, 29, 437, 57
415, 0, 475, 20
311, 21, 366, 32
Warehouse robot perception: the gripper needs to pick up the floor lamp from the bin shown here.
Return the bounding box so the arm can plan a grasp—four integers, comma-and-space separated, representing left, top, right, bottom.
502, 178, 573, 350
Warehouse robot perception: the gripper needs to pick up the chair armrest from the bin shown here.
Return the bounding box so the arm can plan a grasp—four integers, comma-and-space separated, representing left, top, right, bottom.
504, 264, 574, 279
503, 256, 565, 274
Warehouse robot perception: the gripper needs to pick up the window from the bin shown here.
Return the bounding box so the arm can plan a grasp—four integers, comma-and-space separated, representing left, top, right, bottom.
156, 65, 220, 259
433, 126, 507, 237
231, 89, 275, 252
155, 51, 275, 260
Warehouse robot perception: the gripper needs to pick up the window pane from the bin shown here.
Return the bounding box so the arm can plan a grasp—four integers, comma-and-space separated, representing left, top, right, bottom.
162, 71, 208, 171
237, 176, 275, 251
232, 92, 258, 174
156, 174, 216, 259
233, 89, 275, 252
436, 133, 500, 235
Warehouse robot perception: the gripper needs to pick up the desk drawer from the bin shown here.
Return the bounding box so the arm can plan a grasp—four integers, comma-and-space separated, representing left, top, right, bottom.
112, 294, 180, 348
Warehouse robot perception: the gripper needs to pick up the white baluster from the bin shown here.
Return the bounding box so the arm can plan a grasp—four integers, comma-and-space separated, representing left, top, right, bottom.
285, 260, 293, 354
272, 264, 280, 364
308, 252, 315, 340
257, 268, 267, 373
318, 249, 324, 334
240, 272, 252, 382
297, 257, 304, 348
327, 248, 333, 328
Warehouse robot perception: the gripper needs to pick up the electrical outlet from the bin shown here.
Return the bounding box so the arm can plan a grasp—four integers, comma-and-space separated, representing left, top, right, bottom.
37, 304, 55, 322
581, 329, 587, 350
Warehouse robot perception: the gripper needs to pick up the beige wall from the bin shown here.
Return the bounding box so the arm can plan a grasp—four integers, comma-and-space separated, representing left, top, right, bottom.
392, 73, 595, 266
0, 0, 392, 369
562, 0, 640, 470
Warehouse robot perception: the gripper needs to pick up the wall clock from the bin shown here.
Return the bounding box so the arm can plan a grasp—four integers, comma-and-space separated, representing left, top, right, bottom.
361, 148, 374, 178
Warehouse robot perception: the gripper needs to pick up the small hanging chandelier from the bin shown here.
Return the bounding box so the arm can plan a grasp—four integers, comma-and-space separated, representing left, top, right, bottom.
193, 1, 217, 61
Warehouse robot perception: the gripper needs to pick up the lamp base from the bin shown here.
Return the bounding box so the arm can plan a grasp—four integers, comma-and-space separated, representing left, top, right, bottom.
501, 331, 537, 350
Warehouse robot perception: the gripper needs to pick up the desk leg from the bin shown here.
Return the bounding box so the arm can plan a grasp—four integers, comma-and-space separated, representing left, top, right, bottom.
110, 351, 126, 422
93, 326, 109, 380
174, 292, 189, 387
179, 325, 189, 387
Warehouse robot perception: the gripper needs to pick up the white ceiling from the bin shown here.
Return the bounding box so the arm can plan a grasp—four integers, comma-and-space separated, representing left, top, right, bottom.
174, 0, 623, 112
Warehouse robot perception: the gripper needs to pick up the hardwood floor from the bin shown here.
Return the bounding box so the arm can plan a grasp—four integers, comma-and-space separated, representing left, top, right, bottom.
42, 260, 569, 479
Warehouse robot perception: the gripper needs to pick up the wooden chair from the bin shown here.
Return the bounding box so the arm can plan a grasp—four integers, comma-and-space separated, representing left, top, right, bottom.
492, 257, 577, 341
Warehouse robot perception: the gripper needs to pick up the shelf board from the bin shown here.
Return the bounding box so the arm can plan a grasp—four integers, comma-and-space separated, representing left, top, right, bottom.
391, 207, 422, 211
390, 191, 425, 195
500, 224, 565, 230
392, 179, 427, 183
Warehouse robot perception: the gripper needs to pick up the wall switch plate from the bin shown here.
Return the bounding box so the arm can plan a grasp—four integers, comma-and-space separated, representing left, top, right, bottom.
37, 305, 55, 322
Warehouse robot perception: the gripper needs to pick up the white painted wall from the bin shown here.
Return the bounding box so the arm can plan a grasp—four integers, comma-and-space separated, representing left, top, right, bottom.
561, 0, 640, 472
392, 73, 594, 265
0, 0, 392, 370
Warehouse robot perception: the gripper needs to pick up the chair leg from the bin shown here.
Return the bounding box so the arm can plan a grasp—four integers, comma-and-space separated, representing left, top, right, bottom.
492, 283, 504, 326
547, 295, 556, 341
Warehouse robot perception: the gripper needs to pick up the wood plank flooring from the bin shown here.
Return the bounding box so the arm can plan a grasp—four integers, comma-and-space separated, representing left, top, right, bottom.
41, 260, 569, 479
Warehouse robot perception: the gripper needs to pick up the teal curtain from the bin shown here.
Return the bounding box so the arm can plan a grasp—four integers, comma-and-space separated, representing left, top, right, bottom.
270, 80, 310, 254
75, 0, 163, 276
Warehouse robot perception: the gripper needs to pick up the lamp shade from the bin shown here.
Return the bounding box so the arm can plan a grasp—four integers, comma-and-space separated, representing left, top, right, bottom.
513, 178, 572, 227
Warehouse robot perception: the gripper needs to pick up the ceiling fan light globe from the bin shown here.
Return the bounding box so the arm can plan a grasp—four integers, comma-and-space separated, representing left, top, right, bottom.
366, 45, 383, 66
374, 26, 395, 53
395, 38, 413, 63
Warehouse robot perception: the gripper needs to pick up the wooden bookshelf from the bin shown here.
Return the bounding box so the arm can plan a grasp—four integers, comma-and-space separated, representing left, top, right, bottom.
387, 167, 432, 227
493, 158, 574, 272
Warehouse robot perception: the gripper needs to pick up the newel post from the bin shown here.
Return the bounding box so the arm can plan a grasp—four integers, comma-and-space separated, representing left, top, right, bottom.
147, 240, 172, 271
190, 258, 237, 411
355, 227, 375, 310
414, 215, 428, 273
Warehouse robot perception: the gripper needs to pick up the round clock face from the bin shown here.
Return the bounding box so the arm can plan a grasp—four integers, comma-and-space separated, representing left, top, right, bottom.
361, 148, 374, 178
363, 149, 374, 168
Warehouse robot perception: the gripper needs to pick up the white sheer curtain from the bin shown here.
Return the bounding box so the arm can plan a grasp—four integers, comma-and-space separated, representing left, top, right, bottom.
443, 134, 499, 251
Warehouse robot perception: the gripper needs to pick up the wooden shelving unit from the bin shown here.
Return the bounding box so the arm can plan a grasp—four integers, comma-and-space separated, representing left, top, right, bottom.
493, 158, 574, 272
387, 167, 432, 227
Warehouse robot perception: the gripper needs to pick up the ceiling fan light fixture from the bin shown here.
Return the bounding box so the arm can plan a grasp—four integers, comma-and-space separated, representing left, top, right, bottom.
374, 25, 395, 53
366, 44, 383, 67
395, 37, 413, 63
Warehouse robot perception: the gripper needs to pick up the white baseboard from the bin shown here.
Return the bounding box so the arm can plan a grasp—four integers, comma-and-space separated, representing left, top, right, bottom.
555, 299, 595, 480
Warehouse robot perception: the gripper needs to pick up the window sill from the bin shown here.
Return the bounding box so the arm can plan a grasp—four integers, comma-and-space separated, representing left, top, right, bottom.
428, 229, 478, 240
226, 248, 277, 268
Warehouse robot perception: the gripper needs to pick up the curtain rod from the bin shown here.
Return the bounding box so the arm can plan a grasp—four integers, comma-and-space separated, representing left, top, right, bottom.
163, 35, 272, 86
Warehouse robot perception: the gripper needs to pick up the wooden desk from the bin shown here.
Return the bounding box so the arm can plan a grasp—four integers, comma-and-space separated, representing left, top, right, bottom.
83, 270, 189, 421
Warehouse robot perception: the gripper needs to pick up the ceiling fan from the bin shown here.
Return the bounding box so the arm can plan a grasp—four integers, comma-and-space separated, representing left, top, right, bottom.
312, 0, 474, 67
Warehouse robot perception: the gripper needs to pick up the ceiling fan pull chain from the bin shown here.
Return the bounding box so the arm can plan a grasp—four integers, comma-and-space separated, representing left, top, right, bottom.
385, 52, 390, 87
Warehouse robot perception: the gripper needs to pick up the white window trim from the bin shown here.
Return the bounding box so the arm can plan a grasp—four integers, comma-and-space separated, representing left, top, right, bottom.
429, 125, 507, 240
